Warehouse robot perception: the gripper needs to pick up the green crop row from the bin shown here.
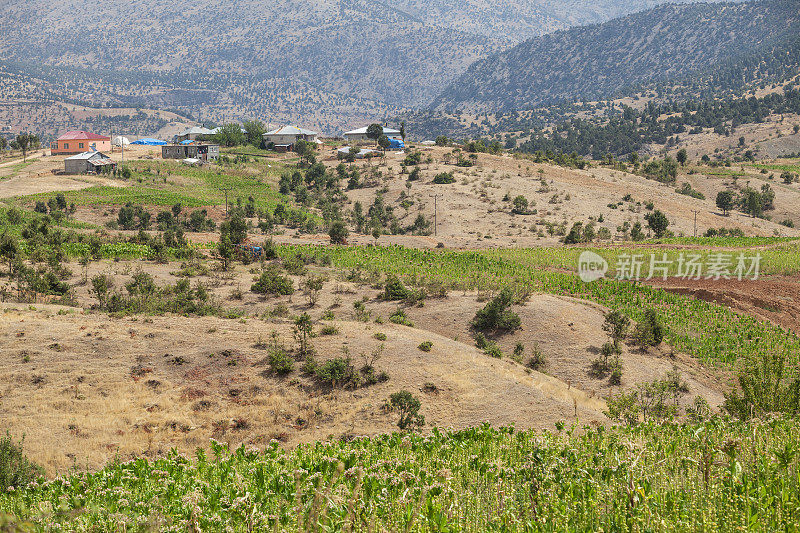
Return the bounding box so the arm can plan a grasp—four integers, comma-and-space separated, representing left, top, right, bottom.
281, 244, 800, 368
2, 420, 799, 531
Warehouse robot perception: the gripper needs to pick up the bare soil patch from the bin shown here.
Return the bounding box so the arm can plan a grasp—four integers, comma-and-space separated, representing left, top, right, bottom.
648, 276, 800, 335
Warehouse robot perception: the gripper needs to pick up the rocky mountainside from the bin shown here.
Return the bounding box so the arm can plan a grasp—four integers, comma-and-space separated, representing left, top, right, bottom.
0, 0, 732, 131
432, 0, 799, 113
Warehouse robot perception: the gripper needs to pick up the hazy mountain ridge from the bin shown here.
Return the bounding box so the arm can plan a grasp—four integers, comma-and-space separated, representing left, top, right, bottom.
433, 0, 800, 114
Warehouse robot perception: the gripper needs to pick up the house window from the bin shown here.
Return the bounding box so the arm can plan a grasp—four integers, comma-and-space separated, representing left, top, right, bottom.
79, 143, 84, 149
64, 143, 69, 149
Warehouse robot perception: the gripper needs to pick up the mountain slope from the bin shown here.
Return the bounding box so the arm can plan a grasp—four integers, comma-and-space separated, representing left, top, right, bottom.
0, 0, 734, 130
433, 0, 800, 113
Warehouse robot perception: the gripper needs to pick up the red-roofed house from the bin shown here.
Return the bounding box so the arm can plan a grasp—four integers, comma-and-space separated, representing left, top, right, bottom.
51, 131, 111, 155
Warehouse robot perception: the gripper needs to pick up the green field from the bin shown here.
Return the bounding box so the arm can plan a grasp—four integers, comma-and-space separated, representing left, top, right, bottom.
488, 240, 800, 277
0, 159, 37, 179
279, 244, 800, 369
2, 420, 798, 531
749, 161, 800, 173
13, 159, 294, 212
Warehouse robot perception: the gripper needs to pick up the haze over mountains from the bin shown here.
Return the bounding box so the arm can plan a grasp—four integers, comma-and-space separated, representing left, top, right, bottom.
0, 0, 790, 132
433, 0, 799, 114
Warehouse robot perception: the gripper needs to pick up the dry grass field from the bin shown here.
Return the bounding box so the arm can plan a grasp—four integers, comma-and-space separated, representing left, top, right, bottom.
0, 140, 796, 478
0, 254, 725, 474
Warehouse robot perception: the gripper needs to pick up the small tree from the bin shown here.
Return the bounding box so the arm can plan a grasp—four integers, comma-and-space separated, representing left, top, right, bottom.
511, 195, 529, 215
15, 133, 30, 161
220, 212, 247, 244
676, 148, 688, 166
293, 313, 315, 356
603, 310, 629, 346
634, 309, 665, 347
0, 233, 19, 275
644, 210, 669, 238
243, 120, 266, 147
328, 220, 349, 244
472, 287, 521, 332
217, 234, 234, 271
630, 221, 645, 241
366, 124, 384, 141
389, 390, 424, 431
213, 123, 245, 147
740, 187, 763, 218
301, 274, 325, 306
716, 190, 734, 215
604, 390, 640, 425
378, 134, 391, 152
90, 274, 114, 310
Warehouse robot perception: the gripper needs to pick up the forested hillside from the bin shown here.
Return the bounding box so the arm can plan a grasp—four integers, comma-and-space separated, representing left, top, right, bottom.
0, 0, 733, 131
433, 0, 800, 113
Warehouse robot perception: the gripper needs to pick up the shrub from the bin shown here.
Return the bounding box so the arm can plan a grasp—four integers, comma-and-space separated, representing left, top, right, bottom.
603, 310, 630, 345
472, 287, 521, 332
389, 308, 414, 327
251, 267, 294, 296
474, 332, 489, 350
527, 345, 546, 371
320, 325, 339, 336
388, 391, 424, 431
268, 347, 294, 375
374, 332, 387, 341
418, 341, 432, 352
432, 172, 455, 184
724, 350, 800, 419
484, 343, 503, 358
512, 342, 525, 362
382, 276, 411, 301
0, 433, 44, 490
608, 357, 623, 385
316, 357, 356, 387
328, 221, 349, 244
634, 309, 665, 347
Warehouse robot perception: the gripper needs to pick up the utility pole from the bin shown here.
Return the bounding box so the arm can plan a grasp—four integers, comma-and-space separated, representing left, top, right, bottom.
692, 210, 699, 237
221, 187, 234, 217
433, 194, 439, 237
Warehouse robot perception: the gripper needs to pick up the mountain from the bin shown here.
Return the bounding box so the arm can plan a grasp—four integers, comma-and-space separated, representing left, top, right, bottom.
0, 0, 731, 132
432, 0, 800, 114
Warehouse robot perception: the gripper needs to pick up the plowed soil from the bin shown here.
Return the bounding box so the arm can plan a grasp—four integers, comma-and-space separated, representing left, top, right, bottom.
647, 276, 800, 334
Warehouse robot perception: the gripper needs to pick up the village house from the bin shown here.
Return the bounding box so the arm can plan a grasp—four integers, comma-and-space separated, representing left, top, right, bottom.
262, 125, 319, 151
51, 131, 111, 155
64, 151, 117, 174
175, 127, 215, 143
344, 126, 402, 143
161, 142, 220, 162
